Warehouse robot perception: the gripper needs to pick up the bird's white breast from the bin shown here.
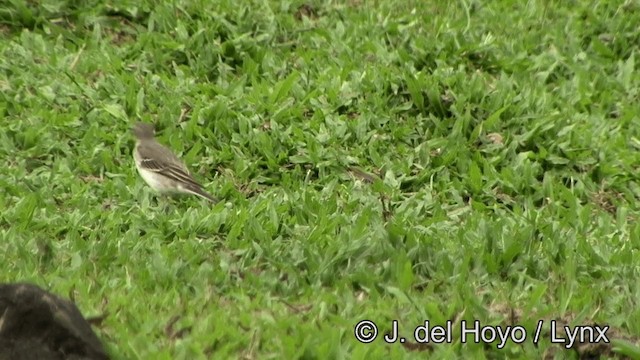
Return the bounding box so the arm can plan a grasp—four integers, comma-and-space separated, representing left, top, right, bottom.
136, 167, 174, 192
134, 144, 175, 193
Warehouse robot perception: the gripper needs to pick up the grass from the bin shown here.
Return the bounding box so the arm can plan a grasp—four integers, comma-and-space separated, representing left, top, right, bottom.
1, 0, 640, 358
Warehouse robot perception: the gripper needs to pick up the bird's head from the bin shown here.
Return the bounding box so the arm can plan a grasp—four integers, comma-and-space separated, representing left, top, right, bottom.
132, 122, 156, 139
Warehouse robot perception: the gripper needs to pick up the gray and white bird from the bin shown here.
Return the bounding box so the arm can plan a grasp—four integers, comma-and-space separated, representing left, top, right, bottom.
131, 122, 217, 203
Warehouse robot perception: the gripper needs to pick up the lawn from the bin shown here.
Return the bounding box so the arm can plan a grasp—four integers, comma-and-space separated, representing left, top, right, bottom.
1, 0, 640, 359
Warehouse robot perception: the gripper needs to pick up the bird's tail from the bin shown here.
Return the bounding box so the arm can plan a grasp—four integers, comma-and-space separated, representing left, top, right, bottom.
183, 184, 219, 204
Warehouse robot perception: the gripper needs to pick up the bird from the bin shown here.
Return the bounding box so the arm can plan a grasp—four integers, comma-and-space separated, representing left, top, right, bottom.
131, 122, 218, 204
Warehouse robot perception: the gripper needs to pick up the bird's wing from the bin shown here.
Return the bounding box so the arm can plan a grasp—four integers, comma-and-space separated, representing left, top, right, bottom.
137, 142, 203, 188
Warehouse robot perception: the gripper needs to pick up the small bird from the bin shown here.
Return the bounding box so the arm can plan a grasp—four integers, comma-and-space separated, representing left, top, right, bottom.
132, 122, 218, 203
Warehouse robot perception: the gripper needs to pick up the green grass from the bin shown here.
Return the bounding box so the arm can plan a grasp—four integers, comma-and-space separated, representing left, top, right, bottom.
2, 0, 640, 358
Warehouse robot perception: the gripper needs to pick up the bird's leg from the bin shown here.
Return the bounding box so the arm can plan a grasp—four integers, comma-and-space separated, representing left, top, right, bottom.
159, 196, 173, 215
